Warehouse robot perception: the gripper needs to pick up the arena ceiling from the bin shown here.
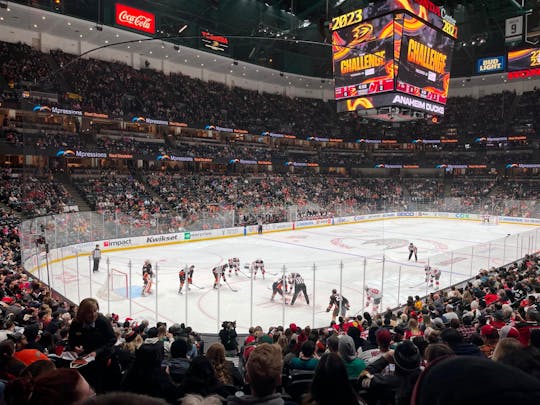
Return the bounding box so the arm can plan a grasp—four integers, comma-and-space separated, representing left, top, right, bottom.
5, 0, 540, 78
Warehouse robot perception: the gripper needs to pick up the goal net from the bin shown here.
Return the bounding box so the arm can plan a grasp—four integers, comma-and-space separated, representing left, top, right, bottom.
97, 268, 128, 301
480, 215, 499, 225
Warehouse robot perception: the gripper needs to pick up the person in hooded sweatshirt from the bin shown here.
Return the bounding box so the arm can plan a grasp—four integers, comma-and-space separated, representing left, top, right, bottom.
227, 343, 286, 405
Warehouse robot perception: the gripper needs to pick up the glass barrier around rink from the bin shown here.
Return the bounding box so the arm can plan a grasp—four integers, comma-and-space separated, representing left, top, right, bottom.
20, 201, 540, 333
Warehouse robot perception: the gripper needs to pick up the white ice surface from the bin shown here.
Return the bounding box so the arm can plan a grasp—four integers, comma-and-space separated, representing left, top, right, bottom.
47, 218, 539, 333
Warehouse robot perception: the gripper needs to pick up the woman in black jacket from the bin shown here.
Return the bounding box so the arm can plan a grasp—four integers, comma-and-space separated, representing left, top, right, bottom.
67, 298, 119, 392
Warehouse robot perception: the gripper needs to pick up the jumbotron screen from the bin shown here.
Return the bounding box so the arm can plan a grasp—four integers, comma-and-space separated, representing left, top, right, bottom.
507, 47, 540, 71
332, 13, 395, 100
395, 14, 454, 105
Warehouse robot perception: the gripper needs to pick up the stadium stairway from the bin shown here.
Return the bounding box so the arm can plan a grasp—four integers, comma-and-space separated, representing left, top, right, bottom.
43, 53, 69, 93
443, 178, 452, 196
53, 172, 92, 212
128, 168, 175, 213
401, 182, 411, 198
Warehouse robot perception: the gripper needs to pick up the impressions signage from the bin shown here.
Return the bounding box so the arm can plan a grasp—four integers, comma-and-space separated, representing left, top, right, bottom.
115, 3, 155, 34
205, 125, 248, 134
476, 56, 505, 74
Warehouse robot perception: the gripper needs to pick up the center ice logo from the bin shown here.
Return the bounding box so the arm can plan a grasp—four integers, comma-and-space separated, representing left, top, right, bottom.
362, 238, 409, 250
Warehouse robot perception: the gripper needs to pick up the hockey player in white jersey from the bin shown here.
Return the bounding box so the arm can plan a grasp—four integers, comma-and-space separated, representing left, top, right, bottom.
429, 267, 442, 289
228, 257, 240, 276
250, 259, 265, 280
365, 286, 382, 313
424, 265, 431, 283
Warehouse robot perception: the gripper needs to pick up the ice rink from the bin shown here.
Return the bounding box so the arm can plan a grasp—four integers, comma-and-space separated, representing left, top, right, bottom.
44, 218, 539, 333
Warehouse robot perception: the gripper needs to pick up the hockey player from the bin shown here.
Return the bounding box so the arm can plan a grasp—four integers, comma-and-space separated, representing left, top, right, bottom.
365, 286, 382, 313
187, 264, 194, 286
270, 274, 289, 303
250, 259, 266, 280
228, 257, 240, 276
212, 264, 228, 289
326, 289, 350, 322
429, 267, 442, 289
178, 265, 195, 293
424, 265, 431, 283
289, 272, 309, 306
142, 260, 153, 296
408, 243, 418, 262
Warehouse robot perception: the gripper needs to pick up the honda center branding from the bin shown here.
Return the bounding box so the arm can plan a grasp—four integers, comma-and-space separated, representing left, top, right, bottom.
115, 4, 155, 34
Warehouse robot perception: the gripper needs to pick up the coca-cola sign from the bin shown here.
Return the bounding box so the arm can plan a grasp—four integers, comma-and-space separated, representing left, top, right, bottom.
115, 3, 155, 34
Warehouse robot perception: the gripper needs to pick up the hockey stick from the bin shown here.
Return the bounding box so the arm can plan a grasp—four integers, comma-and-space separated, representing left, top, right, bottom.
224, 280, 238, 292
189, 283, 205, 290
238, 269, 252, 279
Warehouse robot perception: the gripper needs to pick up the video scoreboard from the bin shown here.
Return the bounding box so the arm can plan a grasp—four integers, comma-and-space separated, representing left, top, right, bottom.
332, 0, 457, 117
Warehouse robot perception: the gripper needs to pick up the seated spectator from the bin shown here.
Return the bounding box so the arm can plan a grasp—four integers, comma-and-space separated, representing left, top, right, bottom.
0, 339, 25, 380
492, 337, 524, 362
289, 340, 319, 371
404, 318, 423, 340
20, 359, 55, 378
302, 352, 362, 405
8, 332, 49, 366
479, 325, 499, 359
121, 340, 179, 402
205, 342, 243, 388
411, 356, 540, 405
440, 328, 482, 356
227, 343, 284, 405
338, 335, 366, 379
360, 340, 422, 405
423, 343, 454, 366
359, 328, 392, 368
179, 356, 222, 398
164, 338, 191, 384
4, 368, 95, 405
82, 391, 169, 404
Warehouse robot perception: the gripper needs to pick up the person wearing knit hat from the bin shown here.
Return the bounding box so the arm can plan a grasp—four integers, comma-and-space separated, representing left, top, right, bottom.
393, 340, 421, 372
338, 335, 366, 378
359, 328, 393, 366
360, 340, 421, 405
